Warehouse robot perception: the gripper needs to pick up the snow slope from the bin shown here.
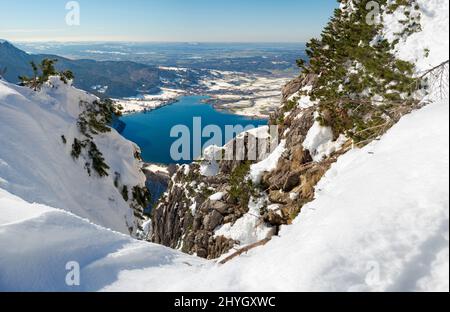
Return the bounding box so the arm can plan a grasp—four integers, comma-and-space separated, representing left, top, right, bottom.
108, 93, 449, 292
1, 89, 447, 291
0, 0, 448, 292
0, 78, 146, 234
0, 188, 205, 292
383, 0, 449, 72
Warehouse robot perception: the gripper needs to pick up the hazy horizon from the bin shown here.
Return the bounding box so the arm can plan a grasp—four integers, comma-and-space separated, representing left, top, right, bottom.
0, 0, 338, 42
4, 40, 308, 44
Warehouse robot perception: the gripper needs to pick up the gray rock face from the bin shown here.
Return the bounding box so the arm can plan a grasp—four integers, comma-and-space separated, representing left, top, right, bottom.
281, 73, 317, 103
151, 129, 277, 259
209, 200, 229, 214
151, 71, 347, 260
203, 210, 224, 231
151, 172, 243, 259
282, 172, 301, 192
143, 166, 170, 209
282, 77, 303, 103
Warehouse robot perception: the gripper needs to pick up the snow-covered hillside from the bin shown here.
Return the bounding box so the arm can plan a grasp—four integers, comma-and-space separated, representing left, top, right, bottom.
0, 188, 206, 291
383, 0, 449, 72
0, 0, 448, 292
132, 93, 449, 292
1, 85, 447, 291
0, 78, 147, 234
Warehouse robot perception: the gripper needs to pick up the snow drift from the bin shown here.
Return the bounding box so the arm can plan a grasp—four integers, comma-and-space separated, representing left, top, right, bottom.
0, 0, 448, 292
0, 78, 146, 234
1, 86, 447, 291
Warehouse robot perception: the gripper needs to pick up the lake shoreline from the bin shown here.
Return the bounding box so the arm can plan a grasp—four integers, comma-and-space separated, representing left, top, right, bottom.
115, 72, 289, 119
117, 95, 268, 165
119, 93, 272, 119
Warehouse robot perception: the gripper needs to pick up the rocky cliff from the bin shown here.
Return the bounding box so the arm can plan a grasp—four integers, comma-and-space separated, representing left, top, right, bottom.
149, 0, 445, 259
149, 73, 347, 259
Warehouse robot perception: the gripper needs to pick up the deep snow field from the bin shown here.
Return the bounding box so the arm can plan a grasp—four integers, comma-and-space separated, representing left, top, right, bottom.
0, 0, 449, 292
0, 83, 448, 291
0, 78, 147, 234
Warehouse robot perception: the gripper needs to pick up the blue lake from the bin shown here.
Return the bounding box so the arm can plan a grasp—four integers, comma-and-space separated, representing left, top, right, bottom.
118, 96, 268, 164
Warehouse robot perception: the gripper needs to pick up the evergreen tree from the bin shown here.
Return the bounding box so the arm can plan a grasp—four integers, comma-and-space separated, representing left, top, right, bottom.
71, 98, 123, 178
294, 0, 422, 144
88, 141, 110, 177
19, 59, 74, 91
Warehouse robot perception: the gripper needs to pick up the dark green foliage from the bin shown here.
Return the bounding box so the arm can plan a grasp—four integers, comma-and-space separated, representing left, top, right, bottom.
72, 98, 123, 177
295, 0, 421, 144
132, 186, 151, 209
296, 59, 307, 69
77, 114, 109, 137
276, 114, 285, 126
134, 150, 142, 161
283, 99, 297, 113
71, 138, 85, 159
77, 98, 121, 137
200, 187, 215, 198
277, 97, 299, 124
59, 70, 74, 84
183, 165, 201, 184
88, 141, 110, 177
387, 0, 422, 37
122, 185, 129, 202
114, 172, 121, 188
84, 162, 92, 177
71, 138, 110, 177
229, 162, 257, 207
18, 61, 39, 91
19, 58, 74, 91
40, 59, 57, 82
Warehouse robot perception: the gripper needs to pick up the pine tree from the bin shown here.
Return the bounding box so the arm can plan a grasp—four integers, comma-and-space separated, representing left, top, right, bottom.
88, 141, 110, 177
19, 58, 74, 91
293, 0, 421, 144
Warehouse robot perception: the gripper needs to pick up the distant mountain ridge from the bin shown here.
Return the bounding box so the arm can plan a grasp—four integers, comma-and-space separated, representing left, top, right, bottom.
2, 41, 305, 100
0, 40, 163, 97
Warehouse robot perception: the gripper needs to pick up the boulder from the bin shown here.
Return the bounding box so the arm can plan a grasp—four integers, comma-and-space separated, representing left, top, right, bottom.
204, 210, 224, 231
210, 200, 229, 215
269, 190, 290, 205
282, 77, 303, 102
283, 172, 300, 192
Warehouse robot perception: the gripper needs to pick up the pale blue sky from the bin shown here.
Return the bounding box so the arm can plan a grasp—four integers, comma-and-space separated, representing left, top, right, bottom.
0, 0, 338, 42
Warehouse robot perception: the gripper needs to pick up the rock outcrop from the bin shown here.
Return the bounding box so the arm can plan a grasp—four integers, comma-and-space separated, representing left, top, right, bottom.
151, 129, 277, 259
281, 73, 316, 103
150, 74, 349, 259
150, 0, 427, 260
143, 165, 172, 209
